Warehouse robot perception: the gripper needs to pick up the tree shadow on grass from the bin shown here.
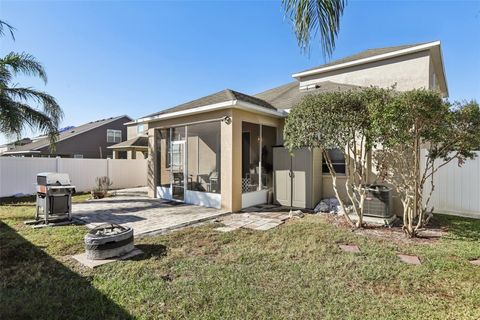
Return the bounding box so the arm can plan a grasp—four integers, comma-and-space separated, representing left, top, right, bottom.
435, 214, 480, 242
0, 221, 133, 320
134, 243, 168, 260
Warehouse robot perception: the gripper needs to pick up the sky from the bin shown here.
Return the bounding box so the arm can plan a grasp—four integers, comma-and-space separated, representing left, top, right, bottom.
1, 0, 479, 144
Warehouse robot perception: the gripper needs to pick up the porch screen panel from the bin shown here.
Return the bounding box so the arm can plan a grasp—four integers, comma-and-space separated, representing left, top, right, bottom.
186, 122, 221, 193
156, 129, 170, 187
241, 122, 260, 193
261, 125, 276, 190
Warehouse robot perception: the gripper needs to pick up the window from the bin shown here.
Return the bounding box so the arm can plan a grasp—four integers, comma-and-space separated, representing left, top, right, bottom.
73, 154, 83, 159
137, 124, 145, 134
322, 148, 346, 174
170, 143, 183, 170
107, 129, 122, 143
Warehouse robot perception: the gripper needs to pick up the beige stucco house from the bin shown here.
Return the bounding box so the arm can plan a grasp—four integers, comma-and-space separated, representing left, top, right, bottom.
127, 41, 448, 213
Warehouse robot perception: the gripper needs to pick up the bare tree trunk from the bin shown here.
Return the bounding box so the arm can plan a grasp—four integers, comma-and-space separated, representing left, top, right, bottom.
324, 149, 355, 227
405, 122, 421, 237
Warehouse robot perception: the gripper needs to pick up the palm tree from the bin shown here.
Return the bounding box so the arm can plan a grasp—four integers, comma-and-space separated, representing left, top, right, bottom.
282, 0, 347, 58
0, 20, 63, 146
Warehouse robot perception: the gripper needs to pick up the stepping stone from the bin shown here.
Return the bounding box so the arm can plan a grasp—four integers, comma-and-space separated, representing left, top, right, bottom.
469, 259, 480, 266
397, 254, 421, 265
242, 220, 270, 230
338, 244, 361, 253
277, 214, 291, 221
253, 221, 282, 231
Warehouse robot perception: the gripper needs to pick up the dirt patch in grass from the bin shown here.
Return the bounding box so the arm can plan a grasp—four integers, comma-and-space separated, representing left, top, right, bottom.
321, 213, 449, 245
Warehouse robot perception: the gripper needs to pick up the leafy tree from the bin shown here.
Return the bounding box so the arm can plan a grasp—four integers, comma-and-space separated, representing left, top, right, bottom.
284, 89, 373, 227
370, 90, 480, 237
0, 20, 63, 146
282, 0, 347, 57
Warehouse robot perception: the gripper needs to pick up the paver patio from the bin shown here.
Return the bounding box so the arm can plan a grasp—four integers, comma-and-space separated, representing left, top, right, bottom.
73, 187, 228, 237
215, 211, 292, 232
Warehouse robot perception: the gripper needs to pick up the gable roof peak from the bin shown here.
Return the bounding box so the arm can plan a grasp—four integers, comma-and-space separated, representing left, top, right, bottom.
293, 41, 441, 78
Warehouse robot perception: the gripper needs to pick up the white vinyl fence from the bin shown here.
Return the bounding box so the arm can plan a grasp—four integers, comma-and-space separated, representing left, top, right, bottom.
423, 150, 480, 218
0, 157, 148, 198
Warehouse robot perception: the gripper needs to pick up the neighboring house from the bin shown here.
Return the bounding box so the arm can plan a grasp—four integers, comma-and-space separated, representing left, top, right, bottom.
108, 122, 149, 159
129, 41, 447, 213
0, 138, 33, 155
2, 115, 132, 159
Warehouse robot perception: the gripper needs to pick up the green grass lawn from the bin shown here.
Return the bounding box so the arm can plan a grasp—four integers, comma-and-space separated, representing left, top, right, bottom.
1, 195, 479, 320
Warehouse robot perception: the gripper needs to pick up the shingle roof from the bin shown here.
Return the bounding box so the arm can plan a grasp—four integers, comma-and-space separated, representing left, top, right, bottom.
107, 135, 148, 149
254, 81, 359, 110
5, 115, 131, 153
143, 89, 276, 119
296, 42, 430, 74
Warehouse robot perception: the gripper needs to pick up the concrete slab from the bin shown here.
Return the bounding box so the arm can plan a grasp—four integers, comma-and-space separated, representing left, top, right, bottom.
338, 244, 361, 253
217, 211, 288, 232
72, 248, 143, 268
397, 254, 422, 265
73, 188, 228, 237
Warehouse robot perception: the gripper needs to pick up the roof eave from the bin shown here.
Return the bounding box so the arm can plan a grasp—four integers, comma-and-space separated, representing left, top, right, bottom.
10, 115, 132, 152
2, 150, 41, 155
127, 100, 286, 125
107, 145, 148, 150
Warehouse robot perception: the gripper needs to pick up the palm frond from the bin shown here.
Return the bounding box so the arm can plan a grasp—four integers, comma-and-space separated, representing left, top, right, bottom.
0, 21, 61, 149
282, 0, 347, 58
0, 95, 59, 146
0, 95, 23, 136
3, 87, 63, 125
0, 20, 15, 40
0, 52, 48, 83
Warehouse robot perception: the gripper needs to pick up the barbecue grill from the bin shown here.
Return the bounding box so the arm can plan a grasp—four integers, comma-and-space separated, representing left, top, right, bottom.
35, 172, 76, 224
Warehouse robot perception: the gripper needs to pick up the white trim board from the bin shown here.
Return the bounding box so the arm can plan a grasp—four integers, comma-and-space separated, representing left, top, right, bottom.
242, 190, 268, 209
127, 100, 286, 125
185, 190, 221, 209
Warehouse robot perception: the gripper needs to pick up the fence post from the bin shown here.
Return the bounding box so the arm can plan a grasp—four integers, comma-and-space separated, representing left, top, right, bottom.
56, 156, 61, 173
106, 158, 110, 181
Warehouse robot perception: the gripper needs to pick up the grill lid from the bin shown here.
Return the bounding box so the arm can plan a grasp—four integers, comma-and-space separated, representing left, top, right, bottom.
37, 172, 71, 186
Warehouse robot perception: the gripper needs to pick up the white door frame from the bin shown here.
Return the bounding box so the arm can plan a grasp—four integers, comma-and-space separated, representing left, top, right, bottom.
170, 138, 187, 202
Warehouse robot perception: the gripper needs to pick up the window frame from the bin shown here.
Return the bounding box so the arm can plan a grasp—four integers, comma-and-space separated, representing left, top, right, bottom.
107, 129, 122, 143
322, 148, 346, 175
